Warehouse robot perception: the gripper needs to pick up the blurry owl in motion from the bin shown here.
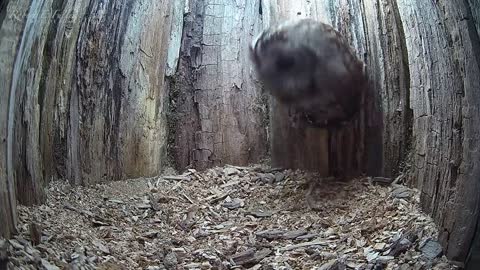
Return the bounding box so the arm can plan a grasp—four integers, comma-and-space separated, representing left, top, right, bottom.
250, 18, 367, 128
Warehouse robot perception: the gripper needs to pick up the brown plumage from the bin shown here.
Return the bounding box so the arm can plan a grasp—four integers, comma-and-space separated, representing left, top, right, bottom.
250, 18, 367, 128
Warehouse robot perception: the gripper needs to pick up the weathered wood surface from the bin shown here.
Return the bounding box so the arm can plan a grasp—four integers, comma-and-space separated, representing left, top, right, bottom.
1, 0, 174, 191
11, 0, 52, 205
468, 0, 480, 37
0, 0, 175, 234
363, 0, 412, 177
0, 0, 28, 238
170, 0, 268, 170
396, 0, 480, 263
0, 0, 479, 264
69, 0, 172, 184
264, 0, 480, 263
465, 4, 480, 269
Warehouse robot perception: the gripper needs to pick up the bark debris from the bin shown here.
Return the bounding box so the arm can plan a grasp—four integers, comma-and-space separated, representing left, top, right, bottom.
5, 165, 458, 269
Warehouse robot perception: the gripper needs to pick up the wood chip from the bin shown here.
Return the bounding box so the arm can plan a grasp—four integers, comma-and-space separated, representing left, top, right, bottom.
41, 259, 60, 270
223, 198, 245, 209
282, 229, 308, 240
224, 167, 241, 176
92, 240, 110, 254
255, 229, 285, 240
420, 239, 443, 259
373, 242, 387, 251
372, 177, 393, 185
280, 240, 329, 252
318, 260, 344, 270
231, 248, 272, 266
163, 175, 190, 181
7, 165, 458, 269
247, 209, 273, 218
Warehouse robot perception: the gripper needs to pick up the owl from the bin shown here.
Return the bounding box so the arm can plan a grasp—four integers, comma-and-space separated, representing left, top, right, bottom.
250, 18, 367, 128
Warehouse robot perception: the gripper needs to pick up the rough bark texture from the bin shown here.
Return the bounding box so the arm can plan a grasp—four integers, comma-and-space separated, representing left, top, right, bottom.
68, 0, 172, 184
170, 0, 268, 170
0, 0, 26, 238
0, 0, 479, 264
397, 0, 480, 263
0, 0, 175, 231
263, 0, 480, 263
362, 0, 412, 177
11, 0, 52, 206
468, 0, 480, 37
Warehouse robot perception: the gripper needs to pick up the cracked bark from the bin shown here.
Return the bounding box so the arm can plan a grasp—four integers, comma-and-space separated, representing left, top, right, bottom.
170, 0, 268, 171
262, 0, 480, 263
0, 0, 174, 239
396, 0, 480, 263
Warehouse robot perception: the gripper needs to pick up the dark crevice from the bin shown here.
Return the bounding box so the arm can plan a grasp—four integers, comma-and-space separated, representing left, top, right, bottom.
38, 0, 66, 138
168, 0, 206, 171
464, 0, 480, 72
109, 0, 135, 180
0, 0, 9, 27
391, 0, 413, 176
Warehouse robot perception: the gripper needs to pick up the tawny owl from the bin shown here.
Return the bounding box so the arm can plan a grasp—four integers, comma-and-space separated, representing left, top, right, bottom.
250, 18, 367, 128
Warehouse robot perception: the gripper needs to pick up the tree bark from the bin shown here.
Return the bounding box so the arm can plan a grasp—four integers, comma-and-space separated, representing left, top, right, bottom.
0, 0, 174, 206
10, 0, 53, 206
0, 0, 479, 265
170, 0, 268, 171
362, 0, 412, 177
396, 0, 480, 262
67, 0, 172, 185
465, 5, 480, 269
263, 0, 480, 263
0, 0, 27, 238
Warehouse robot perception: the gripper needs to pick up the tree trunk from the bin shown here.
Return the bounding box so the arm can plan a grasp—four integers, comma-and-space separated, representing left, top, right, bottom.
66, 0, 172, 185
396, 0, 480, 263
0, 0, 174, 191
262, 0, 480, 264
169, 0, 268, 171
0, 0, 31, 238
0, 0, 479, 264
363, 0, 412, 178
